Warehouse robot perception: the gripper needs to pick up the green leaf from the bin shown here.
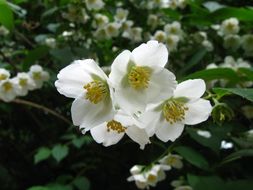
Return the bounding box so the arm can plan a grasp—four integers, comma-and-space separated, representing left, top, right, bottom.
226, 180, 253, 190
72, 138, 85, 149
174, 146, 209, 169
213, 88, 253, 102
179, 48, 207, 75
221, 149, 253, 165
182, 68, 240, 82
186, 128, 221, 153
27, 186, 49, 190
0, 0, 14, 30
210, 7, 253, 21
238, 68, 253, 81
34, 147, 51, 164
187, 174, 225, 190
23, 46, 49, 70
73, 176, 90, 190
52, 144, 69, 162
50, 47, 75, 66
47, 184, 72, 190
162, 9, 181, 20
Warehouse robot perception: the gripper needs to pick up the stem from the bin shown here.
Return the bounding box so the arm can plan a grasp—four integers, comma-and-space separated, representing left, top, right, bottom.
14, 30, 35, 48
12, 98, 72, 125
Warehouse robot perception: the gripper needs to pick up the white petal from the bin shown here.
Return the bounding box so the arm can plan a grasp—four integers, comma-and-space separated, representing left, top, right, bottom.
132, 40, 168, 67
109, 50, 131, 87
174, 79, 206, 100
90, 123, 124, 146
184, 99, 212, 125
55, 59, 107, 99
126, 126, 150, 149
71, 94, 114, 131
114, 86, 147, 115
155, 122, 185, 142
55, 60, 92, 98
138, 110, 161, 137
146, 68, 177, 103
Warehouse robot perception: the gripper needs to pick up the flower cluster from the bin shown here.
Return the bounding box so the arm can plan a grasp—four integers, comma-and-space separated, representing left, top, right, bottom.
206, 56, 252, 87
127, 153, 186, 189
55, 40, 212, 149
152, 21, 184, 51
0, 65, 49, 102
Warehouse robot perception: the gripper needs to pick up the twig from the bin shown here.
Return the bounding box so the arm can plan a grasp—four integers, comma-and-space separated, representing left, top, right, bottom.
12, 98, 72, 125
14, 30, 35, 48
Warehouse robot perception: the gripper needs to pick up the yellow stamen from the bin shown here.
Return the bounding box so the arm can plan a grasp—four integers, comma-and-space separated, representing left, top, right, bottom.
106, 120, 126, 133
128, 66, 151, 90
19, 78, 28, 87
163, 99, 188, 124
147, 174, 157, 182
33, 72, 41, 80
84, 80, 108, 104
0, 74, 7, 81
3, 82, 13, 92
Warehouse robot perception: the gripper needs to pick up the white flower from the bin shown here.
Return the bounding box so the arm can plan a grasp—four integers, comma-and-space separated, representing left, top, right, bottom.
0, 79, 18, 102
241, 34, 253, 54
92, 13, 109, 28
45, 37, 56, 48
221, 140, 233, 149
159, 153, 183, 169
127, 164, 171, 189
12, 72, 36, 96
0, 26, 9, 36
93, 28, 107, 40
223, 34, 241, 50
114, 8, 129, 22
29, 65, 49, 89
166, 34, 180, 51
220, 56, 251, 71
0, 68, 10, 81
197, 130, 211, 138
55, 59, 114, 132
147, 14, 159, 29
104, 22, 121, 38
62, 31, 73, 37
140, 79, 212, 142
168, 0, 178, 9
90, 109, 150, 149
220, 17, 239, 36
109, 40, 177, 115
202, 40, 213, 52
164, 21, 183, 37
121, 20, 134, 32
123, 27, 143, 42
85, 0, 104, 10
153, 30, 167, 43
175, 185, 193, 190
206, 63, 218, 69
177, 0, 188, 9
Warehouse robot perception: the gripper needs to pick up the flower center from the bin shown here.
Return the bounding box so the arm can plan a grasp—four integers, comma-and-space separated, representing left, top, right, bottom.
163, 99, 188, 124
147, 174, 157, 182
106, 120, 126, 133
33, 72, 41, 80
128, 66, 151, 90
0, 74, 7, 81
83, 80, 108, 104
3, 82, 13, 92
19, 78, 28, 87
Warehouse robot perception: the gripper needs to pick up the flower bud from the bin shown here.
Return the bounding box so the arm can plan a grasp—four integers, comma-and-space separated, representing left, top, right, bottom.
211, 103, 234, 125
